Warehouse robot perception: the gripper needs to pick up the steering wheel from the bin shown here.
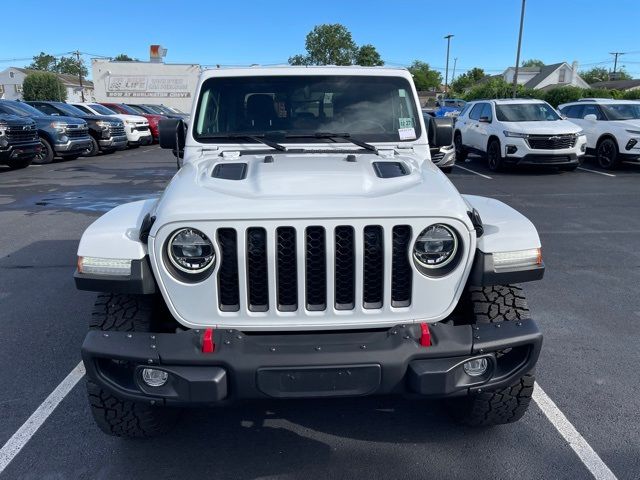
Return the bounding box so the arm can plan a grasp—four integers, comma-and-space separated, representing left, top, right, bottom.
344, 119, 386, 133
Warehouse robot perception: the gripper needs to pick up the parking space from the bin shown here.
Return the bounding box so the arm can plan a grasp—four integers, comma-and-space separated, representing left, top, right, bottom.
0, 148, 638, 479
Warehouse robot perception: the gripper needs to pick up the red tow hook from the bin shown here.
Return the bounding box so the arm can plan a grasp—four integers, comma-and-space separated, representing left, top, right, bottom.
420, 323, 431, 347
202, 328, 215, 353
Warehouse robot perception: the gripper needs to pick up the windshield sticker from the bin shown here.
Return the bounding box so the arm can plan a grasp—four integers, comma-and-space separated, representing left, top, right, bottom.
398, 117, 414, 129
398, 127, 416, 140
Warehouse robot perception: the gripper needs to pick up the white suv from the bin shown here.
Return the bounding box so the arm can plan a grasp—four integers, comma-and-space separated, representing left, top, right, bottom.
454, 99, 587, 171
70, 103, 153, 147
558, 99, 640, 169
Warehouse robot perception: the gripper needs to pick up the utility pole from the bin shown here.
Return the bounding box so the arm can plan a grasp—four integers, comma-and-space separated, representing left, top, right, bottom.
452, 57, 458, 83
609, 52, 625, 79
74, 50, 85, 102
444, 34, 454, 96
512, 0, 526, 98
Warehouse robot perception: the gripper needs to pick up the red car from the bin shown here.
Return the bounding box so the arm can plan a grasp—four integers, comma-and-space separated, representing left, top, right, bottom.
99, 103, 166, 141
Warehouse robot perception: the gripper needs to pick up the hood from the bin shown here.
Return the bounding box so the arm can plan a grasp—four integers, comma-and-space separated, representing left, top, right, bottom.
76, 113, 122, 124
152, 152, 472, 227
110, 114, 148, 124
504, 120, 582, 135
37, 115, 87, 126
0, 113, 35, 127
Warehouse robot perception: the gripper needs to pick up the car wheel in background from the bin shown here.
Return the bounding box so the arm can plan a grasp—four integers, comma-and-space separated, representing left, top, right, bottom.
486, 139, 503, 172
5, 157, 33, 169
454, 132, 467, 162
86, 137, 99, 157
596, 138, 619, 170
33, 139, 54, 165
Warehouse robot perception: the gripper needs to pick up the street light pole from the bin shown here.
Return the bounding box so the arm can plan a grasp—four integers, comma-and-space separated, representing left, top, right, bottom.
444, 34, 454, 97
512, 0, 526, 98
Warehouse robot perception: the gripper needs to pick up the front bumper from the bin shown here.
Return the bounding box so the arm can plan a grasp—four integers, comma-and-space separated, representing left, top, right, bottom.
431, 146, 456, 168
82, 319, 542, 406
98, 135, 128, 149
505, 152, 581, 166
54, 137, 92, 154
126, 128, 153, 145
0, 141, 41, 160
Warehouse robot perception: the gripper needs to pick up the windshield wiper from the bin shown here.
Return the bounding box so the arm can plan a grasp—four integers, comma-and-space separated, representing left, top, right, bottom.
199, 134, 287, 152
285, 132, 378, 153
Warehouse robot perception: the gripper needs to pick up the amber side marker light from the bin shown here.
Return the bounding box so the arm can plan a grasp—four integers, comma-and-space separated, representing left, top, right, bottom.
77, 256, 132, 276
492, 248, 542, 272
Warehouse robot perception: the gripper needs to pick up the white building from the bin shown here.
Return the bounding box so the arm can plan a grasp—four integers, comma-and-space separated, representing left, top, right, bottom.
502, 62, 590, 90
0, 67, 94, 102
91, 59, 201, 113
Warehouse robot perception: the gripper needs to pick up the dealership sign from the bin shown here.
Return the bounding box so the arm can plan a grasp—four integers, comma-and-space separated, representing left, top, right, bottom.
106, 75, 191, 98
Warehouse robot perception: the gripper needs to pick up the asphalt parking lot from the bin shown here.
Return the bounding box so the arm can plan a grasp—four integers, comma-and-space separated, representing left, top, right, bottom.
0, 147, 638, 480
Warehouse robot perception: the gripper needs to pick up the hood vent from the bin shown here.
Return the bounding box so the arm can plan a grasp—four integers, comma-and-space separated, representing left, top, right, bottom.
372, 162, 408, 179
212, 163, 248, 180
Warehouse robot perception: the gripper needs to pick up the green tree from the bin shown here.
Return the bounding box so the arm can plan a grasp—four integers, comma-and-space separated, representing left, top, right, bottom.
450, 67, 486, 93
289, 24, 360, 66
355, 44, 384, 66
521, 59, 545, 68
462, 77, 542, 101
27, 52, 58, 72
22, 72, 67, 101
580, 67, 609, 84
56, 56, 88, 77
408, 60, 442, 91
113, 53, 137, 61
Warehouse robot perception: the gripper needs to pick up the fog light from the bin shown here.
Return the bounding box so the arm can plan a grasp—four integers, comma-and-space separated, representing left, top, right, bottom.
626, 139, 637, 151
463, 358, 488, 377
141, 368, 168, 387
506, 145, 518, 155
581, 143, 587, 152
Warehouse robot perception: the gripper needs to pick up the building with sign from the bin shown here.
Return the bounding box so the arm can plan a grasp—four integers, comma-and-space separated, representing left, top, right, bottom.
0, 67, 94, 102
91, 59, 201, 113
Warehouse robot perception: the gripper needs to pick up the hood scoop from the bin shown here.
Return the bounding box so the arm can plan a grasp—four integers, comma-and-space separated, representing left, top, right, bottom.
212, 163, 248, 180
372, 161, 409, 178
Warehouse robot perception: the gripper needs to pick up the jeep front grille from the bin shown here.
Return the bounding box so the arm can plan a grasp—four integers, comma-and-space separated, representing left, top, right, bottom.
216, 224, 413, 313
526, 134, 576, 150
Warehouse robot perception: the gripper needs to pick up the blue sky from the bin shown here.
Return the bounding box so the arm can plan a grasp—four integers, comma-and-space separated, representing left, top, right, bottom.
1, 0, 639, 78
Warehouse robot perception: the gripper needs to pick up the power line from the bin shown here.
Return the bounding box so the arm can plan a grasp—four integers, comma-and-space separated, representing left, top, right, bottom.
609, 52, 625, 73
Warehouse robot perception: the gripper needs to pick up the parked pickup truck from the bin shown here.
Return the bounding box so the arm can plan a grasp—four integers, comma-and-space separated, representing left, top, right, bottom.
76, 66, 544, 438
0, 100, 92, 164
70, 103, 152, 148
27, 101, 127, 156
0, 113, 40, 169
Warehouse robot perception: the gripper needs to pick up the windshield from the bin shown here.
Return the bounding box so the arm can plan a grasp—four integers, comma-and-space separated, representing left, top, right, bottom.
89, 104, 117, 115
496, 102, 560, 122
193, 75, 421, 143
127, 105, 151, 114
0, 101, 44, 117
143, 105, 165, 114
601, 103, 640, 120
53, 103, 88, 117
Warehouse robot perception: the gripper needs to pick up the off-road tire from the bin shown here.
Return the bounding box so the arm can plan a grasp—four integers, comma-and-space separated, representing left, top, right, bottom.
486, 139, 503, 172
86, 293, 179, 438
5, 157, 33, 169
596, 137, 619, 170
454, 132, 467, 162
33, 138, 54, 164
447, 285, 536, 426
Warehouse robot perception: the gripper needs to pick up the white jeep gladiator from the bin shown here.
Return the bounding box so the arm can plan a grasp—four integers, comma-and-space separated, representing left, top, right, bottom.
75, 66, 545, 437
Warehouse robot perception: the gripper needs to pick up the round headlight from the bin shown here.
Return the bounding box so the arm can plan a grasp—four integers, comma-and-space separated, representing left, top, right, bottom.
413, 224, 458, 269
167, 228, 215, 273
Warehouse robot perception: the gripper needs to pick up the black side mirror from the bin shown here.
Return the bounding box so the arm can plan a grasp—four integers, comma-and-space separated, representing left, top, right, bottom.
427, 116, 454, 148
158, 118, 185, 159
479, 116, 491, 123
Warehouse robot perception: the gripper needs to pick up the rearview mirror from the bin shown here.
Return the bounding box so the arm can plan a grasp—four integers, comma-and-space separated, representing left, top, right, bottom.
583, 114, 598, 122
159, 118, 185, 158
427, 116, 454, 148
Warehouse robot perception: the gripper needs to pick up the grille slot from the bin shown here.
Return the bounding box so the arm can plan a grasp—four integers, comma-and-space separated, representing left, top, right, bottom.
334, 226, 355, 310
246, 227, 269, 312
6, 126, 38, 143
526, 134, 576, 150
66, 127, 89, 139
391, 226, 412, 307
217, 229, 240, 312
363, 226, 384, 309
110, 125, 126, 137
276, 227, 298, 311
305, 226, 327, 311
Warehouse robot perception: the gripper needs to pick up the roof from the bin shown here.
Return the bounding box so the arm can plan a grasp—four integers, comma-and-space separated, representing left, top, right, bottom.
12, 67, 94, 88
588, 79, 640, 90
199, 65, 412, 81
523, 63, 564, 89
560, 98, 640, 106
467, 98, 547, 104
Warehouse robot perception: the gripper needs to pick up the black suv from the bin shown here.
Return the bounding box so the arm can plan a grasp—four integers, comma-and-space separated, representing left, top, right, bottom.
27, 102, 127, 157
0, 100, 92, 164
0, 113, 40, 170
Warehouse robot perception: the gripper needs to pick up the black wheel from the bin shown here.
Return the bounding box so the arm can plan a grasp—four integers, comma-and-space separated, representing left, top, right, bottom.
5, 157, 33, 169
486, 139, 503, 172
86, 293, 179, 438
86, 136, 99, 157
33, 139, 54, 165
446, 285, 536, 427
454, 132, 467, 162
596, 138, 619, 170
440, 166, 453, 174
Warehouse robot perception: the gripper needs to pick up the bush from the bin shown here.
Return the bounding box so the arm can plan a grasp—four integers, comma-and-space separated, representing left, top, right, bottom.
623, 89, 640, 100
542, 86, 583, 107
22, 72, 66, 101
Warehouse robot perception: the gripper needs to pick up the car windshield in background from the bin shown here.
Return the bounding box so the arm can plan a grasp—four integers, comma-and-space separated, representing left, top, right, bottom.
496, 103, 560, 122
127, 105, 149, 114
143, 105, 165, 114
193, 75, 421, 143
601, 103, 640, 120
54, 103, 88, 117
90, 104, 118, 115
0, 101, 45, 117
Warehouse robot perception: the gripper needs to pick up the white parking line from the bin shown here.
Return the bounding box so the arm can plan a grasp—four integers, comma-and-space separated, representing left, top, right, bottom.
453, 164, 493, 179
533, 383, 617, 480
0, 362, 85, 475
577, 167, 616, 177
